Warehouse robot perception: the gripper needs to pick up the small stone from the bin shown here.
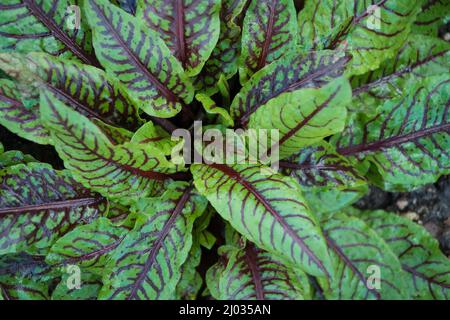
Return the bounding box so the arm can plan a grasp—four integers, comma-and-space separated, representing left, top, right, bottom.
402, 211, 419, 221
423, 221, 442, 238
396, 199, 409, 210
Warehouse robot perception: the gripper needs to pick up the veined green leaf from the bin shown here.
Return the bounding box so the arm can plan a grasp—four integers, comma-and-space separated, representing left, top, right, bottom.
45, 217, 127, 274
40, 90, 179, 201
196, 93, 234, 127
240, 0, 298, 82
137, 0, 221, 76
0, 79, 50, 144
84, 0, 194, 118
176, 239, 203, 300
320, 212, 409, 299
358, 210, 450, 300
0, 163, 106, 255
99, 182, 207, 300
231, 50, 350, 128
334, 75, 450, 191
191, 163, 332, 278
412, 0, 450, 36
0, 149, 37, 169
0, 0, 100, 67
298, 0, 423, 75
194, 0, 249, 95
131, 121, 182, 156
51, 272, 102, 300
248, 77, 352, 159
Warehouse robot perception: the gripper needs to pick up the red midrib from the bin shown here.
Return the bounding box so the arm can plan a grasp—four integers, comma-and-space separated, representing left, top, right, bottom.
174, 0, 187, 68
255, 2, 276, 71
0, 197, 102, 215
244, 244, 265, 300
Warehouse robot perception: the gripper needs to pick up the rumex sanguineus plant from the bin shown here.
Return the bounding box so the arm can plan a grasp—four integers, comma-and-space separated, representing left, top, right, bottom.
0, 0, 449, 300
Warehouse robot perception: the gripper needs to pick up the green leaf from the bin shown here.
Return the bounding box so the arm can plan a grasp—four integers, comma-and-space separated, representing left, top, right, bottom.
231, 50, 350, 128
206, 227, 311, 300
0, 163, 107, 255
0, 79, 50, 144
40, 89, 178, 201
191, 163, 332, 278
334, 75, 450, 191
51, 272, 102, 300
412, 0, 450, 37
298, 0, 423, 75
137, 0, 221, 76
99, 182, 208, 300
45, 217, 127, 274
0, 0, 99, 66
240, 0, 298, 82
196, 93, 234, 127
319, 212, 409, 299
131, 121, 182, 156
0, 150, 37, 169
84, 0, 194, 118
358, 210, 450, 300
248, 77, 352, 159
176, 240, 203, 300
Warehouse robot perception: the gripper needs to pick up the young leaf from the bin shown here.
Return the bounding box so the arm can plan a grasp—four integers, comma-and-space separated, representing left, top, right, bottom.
0, 79, 50, 145
320, 212, 409, 299
196, 93, 234, 127
334, 75, 450, 191
84, 0, 194, 118
40, 90, 178, 201
298, 0, 423, 75
131, 121, 182, 156
137, 0, 221, 76
358, 210, 450, 300
99, 182, 208, 300
45, 217, 127, 274
0, 163, 106, 255
412, 0, 450, 37
248, 77, 352, 159
0, 0, 99, 67
240, 0, 298, 81
191, 163, 332, 278
231, 50, 350, 128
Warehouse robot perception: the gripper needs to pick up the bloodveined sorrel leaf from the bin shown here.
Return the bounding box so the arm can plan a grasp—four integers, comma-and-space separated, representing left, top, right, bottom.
0, 162, 107, 255
137, 0, 221, 77
280, 141, 368, 214
99, 182, 208, 300
51, 272, 102, 300
196, 93, 234, 127
240, 0, 298, 82
0, 79, 50, 144
298, 0, 423, 75
357, 210, 450, 300
0, 52, 143, 131
194, 0, 249, 95
84, 0, 194, 118
206, 224, 311, 300
113, 0, 137, 15
191, 163, 332, 278
351, 35, 450, 111
131, 121, 182, 156
364, 211, 450, 298
176, 238, 203, 300
40, 90, 179, 201
0, 149, 37, 169
0, 0, 100, 67
248, 77, 352, 159
45, 217, 127, 274
0, 253, 54, 300
334, 75, 450, 191
319, 212, 409, 300
412, 0, 450, 36
230, 50, 350, 128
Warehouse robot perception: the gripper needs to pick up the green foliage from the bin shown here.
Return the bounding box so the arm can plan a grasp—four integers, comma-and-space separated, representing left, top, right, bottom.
0, 0, 448, 300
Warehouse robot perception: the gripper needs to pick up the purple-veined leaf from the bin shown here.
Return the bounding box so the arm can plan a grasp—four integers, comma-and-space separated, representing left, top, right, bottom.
99, 182, 208, 300
240, 0, 298, 82
0, 149, 37, 169
0, 0, 100, 67
191, 163, 332, 278
0, 79, 50, 145
319, 212, 409, 299
45, 217, 127, 274
84, 0, 194, 118
359, 210, 450, 300
176, 238, 203, 300
298, 0, 423, 75
248, 77, 352, 159
39, 90, 182, 202
113, 0, 137, 15
412, 0, 450, 36
194, 0, 250, 95
0, 162, 106, 255
0, 253, 55, 300
196, 93, 234, 127
333, 75, 450, 191
51, 272, 102, 300
137, 0, 221, 77
280, 141, 368, 214
230, 50, 350, 128
131, 121, 183, 156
